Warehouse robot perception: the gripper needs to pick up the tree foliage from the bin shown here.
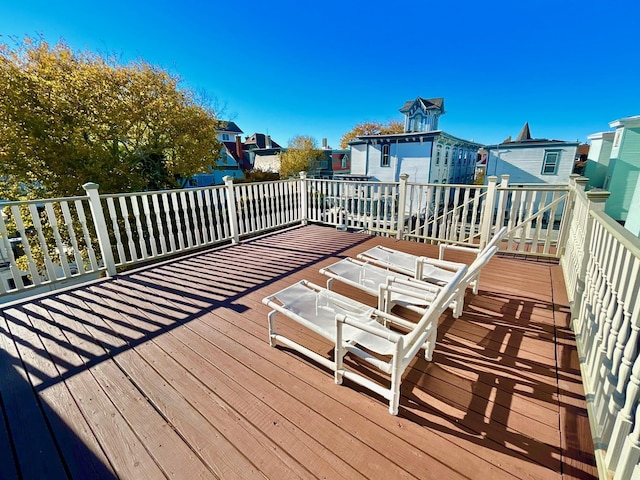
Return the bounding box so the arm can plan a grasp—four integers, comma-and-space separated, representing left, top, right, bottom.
339, 120, 404, 149
0, 37, 222, 198
279, 135, 325, 178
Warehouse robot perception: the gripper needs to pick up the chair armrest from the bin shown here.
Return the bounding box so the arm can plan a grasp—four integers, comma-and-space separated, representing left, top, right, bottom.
418, 257, 466, 271
384, 276, 441, 294
335, 314, 402, 343
439, 243, 481, 259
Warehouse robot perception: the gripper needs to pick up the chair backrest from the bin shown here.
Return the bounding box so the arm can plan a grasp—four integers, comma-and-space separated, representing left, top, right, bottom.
484, 226, 508, 252
403, 265, 467, 350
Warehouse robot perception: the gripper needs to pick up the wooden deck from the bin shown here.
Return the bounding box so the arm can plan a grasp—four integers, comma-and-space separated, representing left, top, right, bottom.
0, 224, 597, 479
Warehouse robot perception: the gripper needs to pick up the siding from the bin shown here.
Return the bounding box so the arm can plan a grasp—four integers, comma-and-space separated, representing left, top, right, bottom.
605, 126, 640, 222
487, 144, 576, 184
584, 134, 613, 189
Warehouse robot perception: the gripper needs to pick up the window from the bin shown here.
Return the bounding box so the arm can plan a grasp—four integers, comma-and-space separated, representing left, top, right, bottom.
542, 151, 560, 175
341, 155, 348, 169
381, 144, 390, 167
222, 133, 230, 141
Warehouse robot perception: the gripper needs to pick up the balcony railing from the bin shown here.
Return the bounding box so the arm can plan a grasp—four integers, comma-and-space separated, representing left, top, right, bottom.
1, 172, 639, 479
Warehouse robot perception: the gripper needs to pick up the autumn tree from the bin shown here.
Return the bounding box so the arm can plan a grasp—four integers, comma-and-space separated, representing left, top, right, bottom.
339, 120, 404, 149
0, 37, 222, 199
279, 135, 325, 178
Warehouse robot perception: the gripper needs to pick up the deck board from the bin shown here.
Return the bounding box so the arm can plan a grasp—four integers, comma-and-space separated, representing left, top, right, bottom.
0, 224, 597, 479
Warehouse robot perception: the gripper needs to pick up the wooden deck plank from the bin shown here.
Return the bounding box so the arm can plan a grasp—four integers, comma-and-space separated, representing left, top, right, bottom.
0, 311, 70, 479
79, 283, 328, 480
0, 224, 598, 480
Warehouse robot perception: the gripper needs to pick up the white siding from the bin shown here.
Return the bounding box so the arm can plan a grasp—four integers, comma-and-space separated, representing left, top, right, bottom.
349, 144, 368, 175
486, 144, 576, 184
395, 141, 432, 183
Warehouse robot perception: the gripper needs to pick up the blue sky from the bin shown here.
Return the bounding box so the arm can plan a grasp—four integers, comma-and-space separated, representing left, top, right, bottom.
2, 0, 639, 149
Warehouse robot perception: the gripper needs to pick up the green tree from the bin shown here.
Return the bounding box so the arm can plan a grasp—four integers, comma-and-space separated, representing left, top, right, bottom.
339, 120, 404, 149
0, 36, 222, 198
279, 135, 325, 178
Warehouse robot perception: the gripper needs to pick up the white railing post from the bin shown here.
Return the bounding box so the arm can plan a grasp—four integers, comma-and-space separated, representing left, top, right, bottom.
480, 176, 499, 248
299, 171, 308, 225
223, 176, 240, 244
396, 173, 409, 239
493, 174, 510, 235
83, 183, 116, 276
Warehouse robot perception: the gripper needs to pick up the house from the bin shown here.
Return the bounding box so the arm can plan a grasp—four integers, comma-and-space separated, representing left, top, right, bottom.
187, 121, 245, 187
583, 132, 615, 189
593, 115, 640, 228
247, 134, 283, 174
348, 97, 480, 184
484, 123, 578, 185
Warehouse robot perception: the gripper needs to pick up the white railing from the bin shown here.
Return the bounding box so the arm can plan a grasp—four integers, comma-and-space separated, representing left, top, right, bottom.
562, 177, 640, 480
305, 174, 570, 258
2, 170, 640, 477
0, 192, 103, 297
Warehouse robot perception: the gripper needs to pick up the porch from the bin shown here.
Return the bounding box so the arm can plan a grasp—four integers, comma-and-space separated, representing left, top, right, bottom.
0, 224, 596, 479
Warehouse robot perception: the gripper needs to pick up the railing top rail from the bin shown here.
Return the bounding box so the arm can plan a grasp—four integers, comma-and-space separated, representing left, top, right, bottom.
591, 209, 640, 258
0, 195, 90, 207
497, 185, 570, 192
407, 182, 486, 189
98, 184, 227, 199
307, 178, 399, 185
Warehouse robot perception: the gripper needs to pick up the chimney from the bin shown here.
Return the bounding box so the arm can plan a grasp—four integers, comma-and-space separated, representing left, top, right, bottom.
266, 135, 272, 149
235, 135, 243, 160
322, 137, 328, 149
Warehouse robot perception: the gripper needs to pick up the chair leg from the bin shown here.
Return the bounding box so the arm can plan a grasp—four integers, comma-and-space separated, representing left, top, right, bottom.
424, 327, 437, 361
267, 310, 277, 347
334, 325, 345, 385
389, 359, 402, 415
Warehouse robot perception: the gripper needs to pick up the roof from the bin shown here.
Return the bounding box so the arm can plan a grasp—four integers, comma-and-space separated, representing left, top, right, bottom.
487, 123, 577, 148
217, 121, 243, 134
244, 133, 282, 149
348, 130, 482, 148
399, 97, 445, 113
222, 141, 243, 163
515, 122, 531, 141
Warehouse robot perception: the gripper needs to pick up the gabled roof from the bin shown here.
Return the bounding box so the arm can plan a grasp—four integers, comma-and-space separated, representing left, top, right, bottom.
217, 121, 243, 134
399, 97, 445, 114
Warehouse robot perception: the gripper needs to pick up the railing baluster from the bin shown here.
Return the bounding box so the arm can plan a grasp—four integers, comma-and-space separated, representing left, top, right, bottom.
60, 201, 85, 275
43, 202, 72, 278
74, 199, 99, 271
152, 194, 168, 254
142, 194, 158, 256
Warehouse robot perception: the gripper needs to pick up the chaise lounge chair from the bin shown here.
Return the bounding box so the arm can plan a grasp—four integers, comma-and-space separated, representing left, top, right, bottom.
322, 245, 498, 318
262, 266, 467, 415
356, 226, 507, 295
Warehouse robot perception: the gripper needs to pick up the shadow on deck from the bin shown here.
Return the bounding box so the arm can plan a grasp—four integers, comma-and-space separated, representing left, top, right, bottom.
0, 224, 596, 479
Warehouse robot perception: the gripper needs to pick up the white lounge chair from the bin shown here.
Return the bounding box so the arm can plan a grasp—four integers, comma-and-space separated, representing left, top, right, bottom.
322, 246, 497, 318
262, 267, 467, 415
357, 226, 507, 295
319, 258, 445, 314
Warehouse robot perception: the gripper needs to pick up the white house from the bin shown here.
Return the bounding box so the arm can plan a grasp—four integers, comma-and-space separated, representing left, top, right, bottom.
484, 123, 578, 185
348, 97, 480, 184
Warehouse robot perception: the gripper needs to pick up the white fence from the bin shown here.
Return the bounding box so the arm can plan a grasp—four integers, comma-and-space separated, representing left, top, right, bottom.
2, 171, 640, 479
561, 177, 640, 480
